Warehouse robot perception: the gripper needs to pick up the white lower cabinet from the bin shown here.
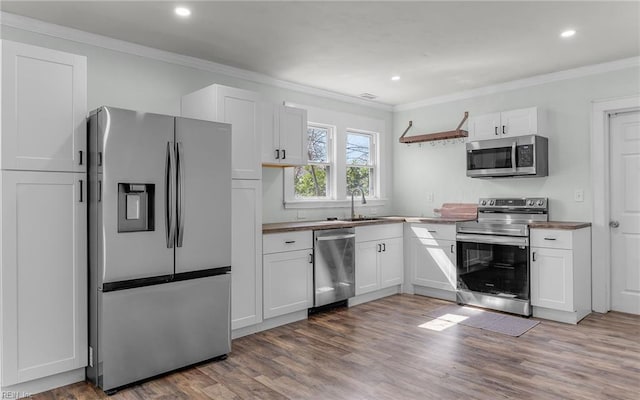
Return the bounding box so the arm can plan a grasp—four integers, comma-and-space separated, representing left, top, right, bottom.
530, 227, 591, 324
263, 231, 313, 319
231, 180, 263, 330
1, 171, 87, 386
263, 249, 313, 319
405, 223, 456, 300
409, 238, 456, 291
355, 224, 404, 296
407, 223, 457, 294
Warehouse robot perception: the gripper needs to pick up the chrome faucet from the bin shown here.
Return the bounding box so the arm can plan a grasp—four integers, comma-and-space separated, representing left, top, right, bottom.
350, 187, 367, 220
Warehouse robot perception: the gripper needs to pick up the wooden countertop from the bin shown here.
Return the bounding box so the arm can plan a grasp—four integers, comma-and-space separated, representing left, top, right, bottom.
529, 221, 592, 230
262, 216, 475, 233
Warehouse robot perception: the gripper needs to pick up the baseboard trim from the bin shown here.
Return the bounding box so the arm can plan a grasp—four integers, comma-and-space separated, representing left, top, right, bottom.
1, 368, 85, 398
413, 286, 456, 302
348, 286, 400, 307
231, 309, 308, 339
533, 306, 591, 325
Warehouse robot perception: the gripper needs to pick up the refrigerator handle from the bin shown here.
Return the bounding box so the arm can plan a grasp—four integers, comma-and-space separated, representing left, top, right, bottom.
176, 142, 185, 248
165, 142, 176, 248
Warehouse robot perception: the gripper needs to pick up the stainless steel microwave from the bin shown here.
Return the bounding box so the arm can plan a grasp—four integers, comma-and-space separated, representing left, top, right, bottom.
466, 134, 548, 178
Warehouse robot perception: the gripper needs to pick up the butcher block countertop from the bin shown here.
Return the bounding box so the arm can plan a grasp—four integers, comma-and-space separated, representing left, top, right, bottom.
529, 221, 592, 230
263, 216, 475, 234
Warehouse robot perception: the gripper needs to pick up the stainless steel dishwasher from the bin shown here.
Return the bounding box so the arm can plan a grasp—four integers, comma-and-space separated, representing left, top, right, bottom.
313, 228, 356, 307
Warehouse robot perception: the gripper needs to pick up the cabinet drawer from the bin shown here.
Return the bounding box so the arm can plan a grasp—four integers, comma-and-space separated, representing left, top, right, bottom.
355, 223, 403, 243
530, 229, 573, 249
407, 223, 456, 241
263, 231, 312, 254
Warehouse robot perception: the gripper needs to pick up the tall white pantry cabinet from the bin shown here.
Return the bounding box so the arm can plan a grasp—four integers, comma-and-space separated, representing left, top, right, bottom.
0, 40, 88, 391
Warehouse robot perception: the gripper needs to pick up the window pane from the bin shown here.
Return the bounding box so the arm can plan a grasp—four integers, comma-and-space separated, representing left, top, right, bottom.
307, 126, 329, 163
347, 166, 372, 196
346, 133, 371, 166
294, 165, 329, 198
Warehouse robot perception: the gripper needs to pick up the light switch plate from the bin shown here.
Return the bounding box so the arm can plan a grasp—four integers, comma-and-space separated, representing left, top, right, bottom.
574, 189, 584, 202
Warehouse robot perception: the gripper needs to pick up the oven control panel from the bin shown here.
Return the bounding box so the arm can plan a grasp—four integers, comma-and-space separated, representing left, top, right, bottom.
478, 197, 547, 210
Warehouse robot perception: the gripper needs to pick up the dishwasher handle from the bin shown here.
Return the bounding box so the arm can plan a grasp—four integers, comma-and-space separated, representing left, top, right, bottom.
316, 233, 356, 241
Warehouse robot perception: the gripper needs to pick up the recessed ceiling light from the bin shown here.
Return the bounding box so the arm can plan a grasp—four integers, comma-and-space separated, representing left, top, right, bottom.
391, 75, 401, 81
175, 7, 191, 17
560, 29, 576, 38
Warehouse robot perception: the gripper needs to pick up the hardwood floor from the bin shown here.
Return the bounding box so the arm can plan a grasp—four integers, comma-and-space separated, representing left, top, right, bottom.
34, 294, 639, 400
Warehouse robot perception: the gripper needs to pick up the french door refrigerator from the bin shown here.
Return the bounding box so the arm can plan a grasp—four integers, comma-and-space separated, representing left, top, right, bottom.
86, 106, 232, 392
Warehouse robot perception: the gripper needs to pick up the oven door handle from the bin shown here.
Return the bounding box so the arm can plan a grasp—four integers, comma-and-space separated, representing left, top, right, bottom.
456, 233, 529, 247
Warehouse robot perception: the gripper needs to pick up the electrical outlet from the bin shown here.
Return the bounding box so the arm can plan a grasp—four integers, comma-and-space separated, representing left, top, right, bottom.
370, 208, 378, 215
426, 192, 435, 203
574, 189, 584, 202
297, 210, 307, 220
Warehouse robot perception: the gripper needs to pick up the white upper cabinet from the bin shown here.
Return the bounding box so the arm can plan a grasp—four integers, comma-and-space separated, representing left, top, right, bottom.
1, 40, 87, 172
261, 103, 308, 166
182, 84, 262, 180
468, 107, 543, 140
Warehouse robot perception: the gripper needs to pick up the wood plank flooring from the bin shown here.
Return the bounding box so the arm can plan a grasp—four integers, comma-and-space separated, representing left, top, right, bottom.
33, 294, 640, 399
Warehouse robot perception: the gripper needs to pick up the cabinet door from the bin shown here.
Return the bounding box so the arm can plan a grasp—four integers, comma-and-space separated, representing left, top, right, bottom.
1, 40, 87, 172
531, 247, 574, 311
263, 249, 313, 319
501, 107, 538, 137
410, 237, 456, 291
380, 237, 404, 288
231, 180, 263, 330
216, 86, 262, 179
468, 112, 501, 140
260, 102, 280, 164
277, 105, 308, 166
355, 241, 380, 295
1, 171, 87, 385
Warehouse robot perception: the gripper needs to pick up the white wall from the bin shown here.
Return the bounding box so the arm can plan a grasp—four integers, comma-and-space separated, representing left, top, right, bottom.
0, 25, 393, 223
392, 67, 640, 222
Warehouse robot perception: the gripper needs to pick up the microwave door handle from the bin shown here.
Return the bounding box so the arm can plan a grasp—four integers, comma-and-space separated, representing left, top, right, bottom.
511, 141, 517, 172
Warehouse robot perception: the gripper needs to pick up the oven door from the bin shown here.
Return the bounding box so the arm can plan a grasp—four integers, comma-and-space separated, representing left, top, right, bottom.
456, 234, 530, 301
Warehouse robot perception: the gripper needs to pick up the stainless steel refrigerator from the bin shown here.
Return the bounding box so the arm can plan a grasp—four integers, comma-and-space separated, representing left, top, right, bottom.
86, 106, 232, 393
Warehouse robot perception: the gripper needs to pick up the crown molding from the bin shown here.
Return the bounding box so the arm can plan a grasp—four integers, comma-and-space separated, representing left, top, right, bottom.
0, 11, 394, 112
395, 56, 640, 112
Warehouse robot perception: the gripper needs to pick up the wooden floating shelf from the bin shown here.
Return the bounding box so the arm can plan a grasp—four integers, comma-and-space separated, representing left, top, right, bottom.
399, 112, 469, 144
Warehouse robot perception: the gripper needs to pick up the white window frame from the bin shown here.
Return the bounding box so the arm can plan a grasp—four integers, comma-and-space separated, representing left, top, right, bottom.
291, 122, 335, 200
284, 105, 387, 209
345, 129, 378, 198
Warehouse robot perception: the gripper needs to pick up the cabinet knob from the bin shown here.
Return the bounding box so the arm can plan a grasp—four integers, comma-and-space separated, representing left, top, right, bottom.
610, 220, 620, 228
494, 126, 498, 135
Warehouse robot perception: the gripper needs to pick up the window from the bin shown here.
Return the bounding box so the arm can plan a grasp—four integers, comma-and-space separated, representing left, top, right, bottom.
293, 124, 332, 199
283, 104, 385, 209
346, 131, 375, 196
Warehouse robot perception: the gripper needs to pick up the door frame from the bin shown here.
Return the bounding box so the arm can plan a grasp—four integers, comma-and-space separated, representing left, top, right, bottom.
591, 95, 640, 313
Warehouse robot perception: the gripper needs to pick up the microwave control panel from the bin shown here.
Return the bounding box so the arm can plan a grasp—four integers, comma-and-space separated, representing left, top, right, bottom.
517, 145, 534, 167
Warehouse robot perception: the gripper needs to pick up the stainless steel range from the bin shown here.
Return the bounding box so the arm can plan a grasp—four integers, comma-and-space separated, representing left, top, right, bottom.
455, 197, 548, 316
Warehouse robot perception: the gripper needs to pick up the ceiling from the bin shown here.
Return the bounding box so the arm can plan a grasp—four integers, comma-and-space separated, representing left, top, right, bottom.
1, 1, 639, 106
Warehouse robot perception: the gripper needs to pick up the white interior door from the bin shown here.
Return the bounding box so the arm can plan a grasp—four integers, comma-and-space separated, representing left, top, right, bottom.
610, 110, 640, 314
